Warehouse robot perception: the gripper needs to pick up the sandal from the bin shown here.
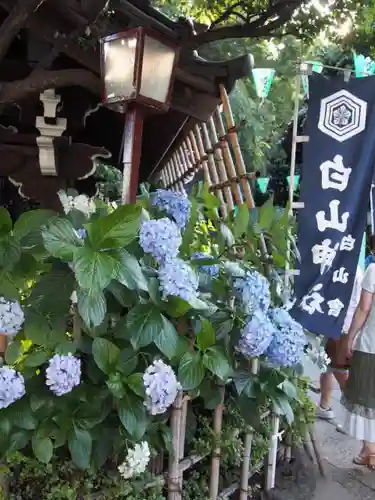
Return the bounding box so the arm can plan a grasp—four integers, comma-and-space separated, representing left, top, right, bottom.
353, 454, 369, 466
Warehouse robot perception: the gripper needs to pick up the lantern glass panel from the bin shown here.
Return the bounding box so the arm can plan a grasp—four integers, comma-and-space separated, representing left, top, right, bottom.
139, 35, 176, 104
103, 37, 137, 101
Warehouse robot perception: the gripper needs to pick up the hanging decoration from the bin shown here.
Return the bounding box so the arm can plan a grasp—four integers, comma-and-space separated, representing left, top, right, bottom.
286, 175, 300, 189
353, 53, 375, 78
257, 177, 270, 193
291, 73, 375, 338
301, 61, 323, 99
252, 69, 275, 99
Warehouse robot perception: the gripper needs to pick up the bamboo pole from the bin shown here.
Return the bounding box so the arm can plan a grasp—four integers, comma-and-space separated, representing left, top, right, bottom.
219, 85, 255, 211
213, 108, 243, 206
178, 396, 189, 489
207, 116, 235, 212
168, 392, 183, 500
265, 415, 280, 491
209, 385, 225, 500
189, 130, 211, 186
220, 84, 270, 265
194, 124, 225, 215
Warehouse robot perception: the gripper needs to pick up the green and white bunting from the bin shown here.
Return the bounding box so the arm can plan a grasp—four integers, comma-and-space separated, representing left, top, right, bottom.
353, 52, 375, 78
252, 69, 275, 99
301, 61, 323, 99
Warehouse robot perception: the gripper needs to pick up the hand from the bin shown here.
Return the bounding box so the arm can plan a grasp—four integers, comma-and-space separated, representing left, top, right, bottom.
339, 336, 353, 362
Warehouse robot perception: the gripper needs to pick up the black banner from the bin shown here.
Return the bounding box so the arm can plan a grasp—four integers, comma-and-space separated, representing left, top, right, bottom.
291, 73, 375, 338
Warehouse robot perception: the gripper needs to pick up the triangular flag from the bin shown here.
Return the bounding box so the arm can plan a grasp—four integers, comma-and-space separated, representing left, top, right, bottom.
252, 69, 275, 99
301, 61, 323, 99
257, 177, 270, 193
353, 52, 375, 77
287, 175, 300, 189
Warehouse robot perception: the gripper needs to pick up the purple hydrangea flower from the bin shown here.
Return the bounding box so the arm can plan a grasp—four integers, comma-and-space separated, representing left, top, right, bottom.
158, 258, 198, 302
192, 252, 219, 277
151, 189, 191, 229
140, 218, 181, 264
237, 311, 277, 358
267, 308, 306, 367
46, 354, 81, 396
0, 297, 24, 336
0, 366, 25, 408
234, 270, 270, 315
143, 360, 180, 415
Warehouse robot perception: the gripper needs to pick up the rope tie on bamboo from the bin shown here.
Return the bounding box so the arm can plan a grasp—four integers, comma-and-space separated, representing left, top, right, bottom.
208, 173, 256, 191
271, 430, 285, 441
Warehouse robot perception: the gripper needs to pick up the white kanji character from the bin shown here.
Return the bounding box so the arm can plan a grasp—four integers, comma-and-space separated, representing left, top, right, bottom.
300, 284, 324, 315
332, 267, 349, 284
340, 234, 356, 251
327, 298, 344, 317
311, 239, 339, 274
316, 200, 349, 233
320, 155, 352, 192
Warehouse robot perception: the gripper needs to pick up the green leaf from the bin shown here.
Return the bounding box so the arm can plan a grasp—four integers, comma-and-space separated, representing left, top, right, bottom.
234, 372, 255, 397
14, 209, 56, 241
32, 435, 53, 463
203, 347, 231, 381
30, 393, 49, 412
74, 246, 119, 290
115, 249, 148, 291
196, 319, 215, 350
154, 316, 178, 359
29, 263, 75, 315
127, 304, 163, 349
0, 208, 12, 235
42, 218, 82, 260
258, 198, 274, 231
126, 373, 145, 398
0, 418, 10, 437
77, 289, 106, 329
118, 391, 148, 440
273, 395, 294, 425
23, 310, 50, 345
116, 348, 138, 376
178, 351, 205, 390
233, 203, 249, 238
8, 430, 30, 452
5, 341, 21, 365
106, 372, 125, 398
92, 338, 120, 375
0, 237, 21, 269
86, 204, 141, 249
23, 351, 49, 368
279, 380, 300, 401
13, 407, 38, 430
68, 428, 92, 469
164, 297, 191, 318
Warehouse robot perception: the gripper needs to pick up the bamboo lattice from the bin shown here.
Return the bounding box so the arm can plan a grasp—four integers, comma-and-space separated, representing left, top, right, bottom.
157, 85, 282, 498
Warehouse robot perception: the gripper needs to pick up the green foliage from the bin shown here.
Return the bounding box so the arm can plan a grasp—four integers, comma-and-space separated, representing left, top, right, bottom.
0, 184, 311, 498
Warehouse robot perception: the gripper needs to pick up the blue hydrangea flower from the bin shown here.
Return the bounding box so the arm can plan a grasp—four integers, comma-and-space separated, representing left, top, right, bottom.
267, 308, 306, 367
192, 252, 219, 277
234, 270, 270, 315
76, 228, 87, 239
0, 297, 24, 336
143, 360, 181, 415
151, 189, 191, 229
46, 354, 81, 396
140, 218, 182, 264
0, 366, 25, 409
158, 258, 198, 302
237, 311, 277, 358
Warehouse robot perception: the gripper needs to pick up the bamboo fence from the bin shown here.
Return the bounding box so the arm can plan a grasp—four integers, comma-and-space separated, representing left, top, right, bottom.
157, 84, 282, 498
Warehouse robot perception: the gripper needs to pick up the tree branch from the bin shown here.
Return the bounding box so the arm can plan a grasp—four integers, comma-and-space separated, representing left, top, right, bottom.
184, 0, 303, 48
0, 0, 47, 63
0, 69, 100, 104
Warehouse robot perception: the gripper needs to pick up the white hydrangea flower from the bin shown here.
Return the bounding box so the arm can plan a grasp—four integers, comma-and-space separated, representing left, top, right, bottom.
58, 191, 96, 217
118, 442, 151, 479
0, 297, 24, 336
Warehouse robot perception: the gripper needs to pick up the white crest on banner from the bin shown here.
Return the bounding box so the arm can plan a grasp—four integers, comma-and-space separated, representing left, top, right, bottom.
318, 90, 367, 143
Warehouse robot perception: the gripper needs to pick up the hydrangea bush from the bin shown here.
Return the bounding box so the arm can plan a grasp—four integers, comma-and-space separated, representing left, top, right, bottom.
0, 184, 309, 479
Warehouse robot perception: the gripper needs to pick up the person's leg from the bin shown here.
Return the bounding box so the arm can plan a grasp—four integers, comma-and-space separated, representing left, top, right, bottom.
332, 369, 348, 390
317, 371, 335, 419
